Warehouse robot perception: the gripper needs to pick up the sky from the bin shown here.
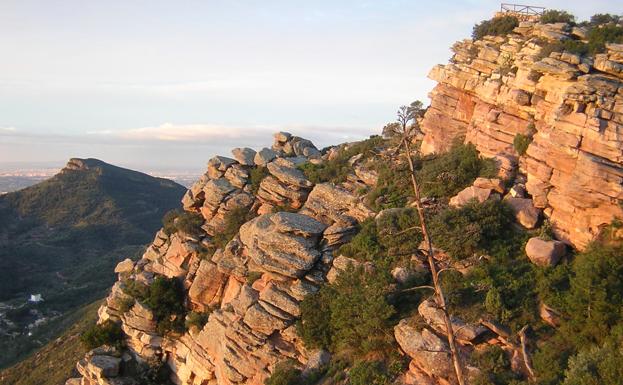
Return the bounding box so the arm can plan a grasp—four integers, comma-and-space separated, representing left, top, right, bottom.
0, 0, 620, 172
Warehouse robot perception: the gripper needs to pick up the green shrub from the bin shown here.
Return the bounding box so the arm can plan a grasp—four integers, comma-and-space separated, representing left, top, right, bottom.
589, 13, 621, 26
365, 159, 412, 210
118, 296, 135, 313
348, 361, 392, 385
337, 219, 382, 262
540, 10, 575, 24
429, 200, 516, 260
162, 209, 180, 235
122, 278, 149, 299
298, 289, 332, 350
472, 16, 519, 40
337, 209, 422, 266
185, 311, 211, 331
137, 276, 186, 335
538, 38, 588, 58
298, 136, 385, 184
212, 206, 254, 249
471, 345, 519, 385
539, 24, 623, 57
586, 24, 623, 54
513, 133, 533, 155
132, 358, 175, 385
248, 166, 269, 194
562, 340, 623, 385
417, 142, 497, 199
299, 265, 395, 356
174, 211, 204, 237
162, 209, 204, 237
531, 238, 623, 384
265, 361, 302, 385
81, 320, 123, 349
564, 242, 623, 345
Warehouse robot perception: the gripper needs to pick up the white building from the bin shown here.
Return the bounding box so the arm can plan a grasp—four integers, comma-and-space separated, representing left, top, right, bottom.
29, 294, 43, 303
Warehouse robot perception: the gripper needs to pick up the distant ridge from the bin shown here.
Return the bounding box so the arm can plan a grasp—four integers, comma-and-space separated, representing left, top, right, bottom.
0, 158, 186, 368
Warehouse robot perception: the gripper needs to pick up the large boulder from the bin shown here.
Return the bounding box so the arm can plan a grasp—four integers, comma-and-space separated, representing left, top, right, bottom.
266, 161, 312, 188
505, 197, 540, 229
231, 147, 257, 166
114, 258, 134, 274
239, 212, 326, 277
449, 186, 496, 207
418, 299, 487, 343
525, 237, 566, 266
394, 319, 454, 380
473, 177, 505, 193
300, 183, 374, 224
254, 147, 277, 166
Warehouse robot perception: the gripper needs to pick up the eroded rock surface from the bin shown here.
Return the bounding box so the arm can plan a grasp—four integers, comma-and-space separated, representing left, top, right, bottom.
420, 24, 623, 248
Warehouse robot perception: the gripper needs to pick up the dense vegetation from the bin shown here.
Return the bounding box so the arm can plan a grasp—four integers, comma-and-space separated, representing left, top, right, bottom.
0, 159, 184, 369
366, 141, 496, 210
429, 199, 520, 261
540, 9, 576, 24
213, 206, 255, 249
513, 133, 533, 156
473, 11, 623, 57
294, 128, 623, 384
338, 209, 421, 266
298, 265, 395, 355
248, 166, 270, 194
163, 209, 204, 237
81, 320, 123, 349
298, 136, 384, 184
417, 142, 497, 198
123, 276, 186, 334
472, 15, 519, 40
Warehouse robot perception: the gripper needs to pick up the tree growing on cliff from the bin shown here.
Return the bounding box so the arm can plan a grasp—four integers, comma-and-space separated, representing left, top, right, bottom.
393, 101, 467, 385
396, 101, 425, 136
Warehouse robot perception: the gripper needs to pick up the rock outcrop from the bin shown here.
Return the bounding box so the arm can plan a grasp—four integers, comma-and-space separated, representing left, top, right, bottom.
525, 237, 566, 266
69, 132, 374, 385
67, 16, 623, 385
420, 22, 623, 248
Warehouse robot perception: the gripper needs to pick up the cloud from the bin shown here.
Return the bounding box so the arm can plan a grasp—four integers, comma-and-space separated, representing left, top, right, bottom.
88, 122, 377, 148
0, 126, 16, 132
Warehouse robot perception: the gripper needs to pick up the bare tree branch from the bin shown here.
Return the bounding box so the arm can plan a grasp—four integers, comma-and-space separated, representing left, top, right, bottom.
396, 102, 466, 385
519, 325, 536, 382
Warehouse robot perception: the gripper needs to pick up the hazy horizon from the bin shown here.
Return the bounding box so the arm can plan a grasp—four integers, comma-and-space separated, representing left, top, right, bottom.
1, 0, 620, 170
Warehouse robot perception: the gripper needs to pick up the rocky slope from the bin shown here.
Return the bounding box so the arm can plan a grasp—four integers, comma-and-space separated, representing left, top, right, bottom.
67, 134, 381, 385
420, 21, 623, 249
65, 16, 623, 385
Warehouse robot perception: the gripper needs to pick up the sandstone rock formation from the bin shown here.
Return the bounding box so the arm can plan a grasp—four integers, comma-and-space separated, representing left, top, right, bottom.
525, 237, 566, 266
69, 132, 376, 385
420, 22, 623, 248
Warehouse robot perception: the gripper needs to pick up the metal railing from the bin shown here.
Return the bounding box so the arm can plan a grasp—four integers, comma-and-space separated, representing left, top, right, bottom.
500, 3, 546, 16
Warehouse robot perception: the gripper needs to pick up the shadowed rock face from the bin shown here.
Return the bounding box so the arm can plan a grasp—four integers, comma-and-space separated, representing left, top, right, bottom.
420, 22, 623, 249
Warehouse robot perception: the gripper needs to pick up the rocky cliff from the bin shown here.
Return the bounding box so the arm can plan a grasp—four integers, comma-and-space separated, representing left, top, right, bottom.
67, 133, 379, 385
420, 21, 623, 249
66, 17, 623, 385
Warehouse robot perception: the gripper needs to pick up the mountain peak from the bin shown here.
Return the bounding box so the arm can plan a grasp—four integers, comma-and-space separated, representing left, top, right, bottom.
63, 158, 110, 172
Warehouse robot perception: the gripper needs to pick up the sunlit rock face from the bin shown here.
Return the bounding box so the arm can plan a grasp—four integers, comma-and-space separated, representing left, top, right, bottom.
68, 132, 377, 385
420, 23, 623, 248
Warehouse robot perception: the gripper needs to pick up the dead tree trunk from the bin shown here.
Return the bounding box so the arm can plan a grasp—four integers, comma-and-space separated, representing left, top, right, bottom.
401, 138, 467, 385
